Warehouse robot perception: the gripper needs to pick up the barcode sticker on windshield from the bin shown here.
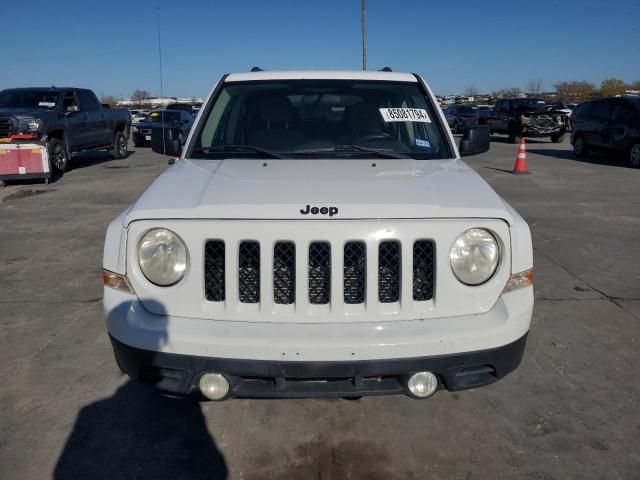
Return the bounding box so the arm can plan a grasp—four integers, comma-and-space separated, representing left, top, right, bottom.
379, 108, 431, 123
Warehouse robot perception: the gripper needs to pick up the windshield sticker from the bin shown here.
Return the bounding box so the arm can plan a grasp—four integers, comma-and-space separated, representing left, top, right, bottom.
379, 108, 431, 123
415, 138, 431, 148
38, 102, 56, 108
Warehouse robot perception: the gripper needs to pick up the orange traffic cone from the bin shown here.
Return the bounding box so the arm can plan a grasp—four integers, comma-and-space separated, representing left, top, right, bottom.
512, 138, 530, 174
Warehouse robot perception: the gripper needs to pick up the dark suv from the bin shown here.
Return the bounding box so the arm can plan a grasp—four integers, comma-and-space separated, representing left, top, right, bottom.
571, 97, 640, 167
132, 109, 194, 147
443, 104, 478, 133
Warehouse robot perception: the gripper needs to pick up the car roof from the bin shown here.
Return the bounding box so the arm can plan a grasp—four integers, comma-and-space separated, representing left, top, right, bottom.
225, 70, 418, 83
2, 87, 90, 93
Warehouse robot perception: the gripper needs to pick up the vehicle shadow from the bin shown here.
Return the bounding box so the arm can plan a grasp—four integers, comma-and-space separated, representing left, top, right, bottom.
70, 149, 136, 170
527, 148, 633, 168
490, 135, 550, 144
54, 300, 228, 480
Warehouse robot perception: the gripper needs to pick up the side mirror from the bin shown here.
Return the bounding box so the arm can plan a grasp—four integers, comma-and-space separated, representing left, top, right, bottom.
459, 125, 490, 157
151, 126, 182, 157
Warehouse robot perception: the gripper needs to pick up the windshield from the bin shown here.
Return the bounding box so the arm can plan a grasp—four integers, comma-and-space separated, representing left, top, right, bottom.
190, 79, 452, 159
0, 90, 59, 109
144, 111, 181, 123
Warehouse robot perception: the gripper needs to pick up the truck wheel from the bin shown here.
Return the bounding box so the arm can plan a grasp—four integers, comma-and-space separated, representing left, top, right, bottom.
573, 136, 589, 157
112, 131, 129, 159
550, 133, 565, 143
48, 138, 69, 174
629, 143, 640, 168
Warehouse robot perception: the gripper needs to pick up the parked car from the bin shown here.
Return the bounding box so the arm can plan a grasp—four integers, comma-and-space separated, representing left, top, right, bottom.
130, 109, 149, 126
443, 104, 478, 133
0, 87, 130, 175
570, 97, 640, 167
479, 98, 567, 143
103, 69, 534, 401
132, 109, 194, 147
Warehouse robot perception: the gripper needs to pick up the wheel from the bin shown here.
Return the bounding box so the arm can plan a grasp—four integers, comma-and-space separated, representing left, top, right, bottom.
133, 139, 144, 148
629, 143, 640, 168
573, 135, 589, 157
0, 180, 5, 187
550, 133, 565, 143
48, 137, 69, 174
112, 131, 129, 159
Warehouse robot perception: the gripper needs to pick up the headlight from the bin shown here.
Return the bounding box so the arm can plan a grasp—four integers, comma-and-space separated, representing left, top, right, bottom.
16, 117, 43, 134
138, 228, 188, 286
449, 228, 500, 285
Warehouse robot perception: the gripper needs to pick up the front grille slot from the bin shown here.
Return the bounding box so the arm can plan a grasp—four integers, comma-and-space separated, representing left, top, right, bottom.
344, 242, 366, 304
308, 242, 331, 305
204, 240, 225, 302
238, 241, 260, 303
273, 242, 295, 304
378, 241, 400, 303
413, 240, 435, 301
0, 118, 12, 138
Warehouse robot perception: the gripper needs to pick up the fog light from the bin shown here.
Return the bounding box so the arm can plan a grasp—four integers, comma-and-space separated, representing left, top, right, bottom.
407, 371, 438, 398
198, 373, 230, 400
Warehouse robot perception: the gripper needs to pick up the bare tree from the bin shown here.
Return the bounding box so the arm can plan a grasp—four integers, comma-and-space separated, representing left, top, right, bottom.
527, 79, 543, 95
131, 89, 150, 106
600, 78, 626, 97
101, 95, 117, 107
553, 81, 596, 103
463, 86, 479, 97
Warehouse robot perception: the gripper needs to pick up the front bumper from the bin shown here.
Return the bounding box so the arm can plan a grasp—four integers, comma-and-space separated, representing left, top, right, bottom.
110, 332, 528, 398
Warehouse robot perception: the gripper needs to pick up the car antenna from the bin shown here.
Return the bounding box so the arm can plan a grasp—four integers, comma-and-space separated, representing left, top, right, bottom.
379, 66, 392, 72
250, 66, 264, 72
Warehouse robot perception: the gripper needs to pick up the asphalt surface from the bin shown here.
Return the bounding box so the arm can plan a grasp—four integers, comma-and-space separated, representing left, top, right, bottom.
1, 137, 639, 480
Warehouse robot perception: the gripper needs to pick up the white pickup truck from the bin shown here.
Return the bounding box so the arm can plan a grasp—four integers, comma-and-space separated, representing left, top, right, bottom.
103, 70, 533, 400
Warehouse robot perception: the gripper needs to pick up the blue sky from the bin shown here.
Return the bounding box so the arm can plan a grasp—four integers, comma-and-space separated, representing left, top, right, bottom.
2, 0, 639, 98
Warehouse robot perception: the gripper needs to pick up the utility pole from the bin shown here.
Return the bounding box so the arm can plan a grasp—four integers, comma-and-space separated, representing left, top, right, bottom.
157, 6, 164, 102
361, 0, 367, 70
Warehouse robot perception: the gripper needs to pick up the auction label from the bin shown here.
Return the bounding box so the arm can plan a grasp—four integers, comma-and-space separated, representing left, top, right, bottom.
379, 108, 431, 123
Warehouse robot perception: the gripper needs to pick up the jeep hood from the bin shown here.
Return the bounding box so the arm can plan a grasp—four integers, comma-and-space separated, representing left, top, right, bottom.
124, 158, 514, 224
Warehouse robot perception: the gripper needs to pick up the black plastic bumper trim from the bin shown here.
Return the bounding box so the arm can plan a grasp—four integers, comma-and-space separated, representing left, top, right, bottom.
109, 332, 528, 399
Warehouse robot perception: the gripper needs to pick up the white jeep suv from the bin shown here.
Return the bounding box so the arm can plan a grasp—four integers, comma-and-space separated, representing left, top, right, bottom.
103, 70, 533, 400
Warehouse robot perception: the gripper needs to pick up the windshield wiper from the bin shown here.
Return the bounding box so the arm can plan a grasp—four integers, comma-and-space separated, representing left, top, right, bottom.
192, 145, 283, 159
292, 145, 410, 159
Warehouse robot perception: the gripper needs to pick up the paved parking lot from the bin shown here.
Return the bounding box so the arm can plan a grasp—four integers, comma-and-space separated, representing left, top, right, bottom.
1, 138, 638, 480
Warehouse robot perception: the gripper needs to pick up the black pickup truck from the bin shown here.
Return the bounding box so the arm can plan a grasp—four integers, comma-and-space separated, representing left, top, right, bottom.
0, 87, 131, 174
478, 98, 567, 143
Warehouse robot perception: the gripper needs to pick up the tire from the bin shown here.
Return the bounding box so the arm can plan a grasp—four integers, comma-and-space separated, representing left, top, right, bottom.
112, 131, 129, 159
573, 135, 589, 157
550, 133, 566, 143
629, 143, 640, 168
48, 137, 69, 174
133, 139, 144, 148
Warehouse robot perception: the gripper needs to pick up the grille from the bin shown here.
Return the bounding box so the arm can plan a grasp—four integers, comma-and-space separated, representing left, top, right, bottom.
203, 237, 435, 307
344, 242, 366, 304
273, 242, 295, 304
378, 241, 400, 303
238, 241, 260, 303
0, 118, 12, 138
204, 240, 225, 301
413, 240, 435, 301
308, 242, 331, 305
